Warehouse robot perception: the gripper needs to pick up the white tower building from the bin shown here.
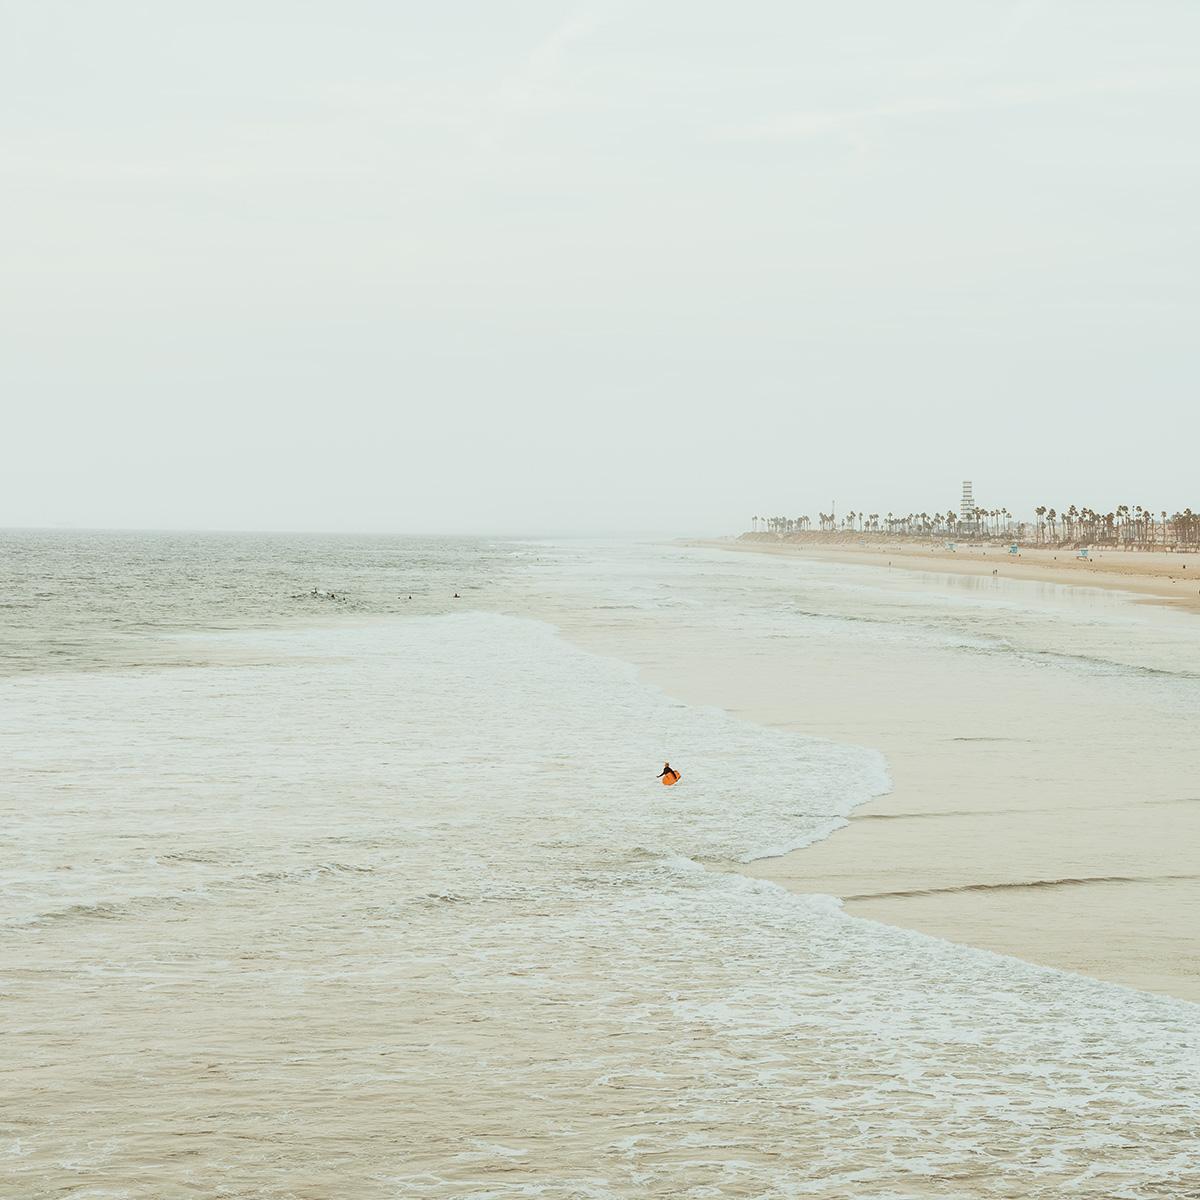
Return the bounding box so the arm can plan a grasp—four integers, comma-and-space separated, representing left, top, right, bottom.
960, 481, 975, 528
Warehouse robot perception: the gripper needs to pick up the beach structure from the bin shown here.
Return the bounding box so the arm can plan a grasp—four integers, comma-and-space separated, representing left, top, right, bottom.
960, 481, 976, 531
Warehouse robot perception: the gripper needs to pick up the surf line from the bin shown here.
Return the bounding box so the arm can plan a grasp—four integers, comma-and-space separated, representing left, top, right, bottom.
844, 873, 1200, 902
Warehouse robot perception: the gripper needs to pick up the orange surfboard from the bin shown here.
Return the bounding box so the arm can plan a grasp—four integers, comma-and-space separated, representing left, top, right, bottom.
661, 770, 681, 786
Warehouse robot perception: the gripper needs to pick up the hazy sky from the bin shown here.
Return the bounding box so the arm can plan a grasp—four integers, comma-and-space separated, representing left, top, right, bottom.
3, 1, 1197, 534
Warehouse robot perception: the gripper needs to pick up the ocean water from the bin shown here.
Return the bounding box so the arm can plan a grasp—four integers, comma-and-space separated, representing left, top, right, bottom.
3, 532, 1199, 1199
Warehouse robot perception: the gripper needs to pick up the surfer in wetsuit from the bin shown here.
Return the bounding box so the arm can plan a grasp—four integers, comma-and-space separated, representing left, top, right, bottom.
657, 762, 678, 781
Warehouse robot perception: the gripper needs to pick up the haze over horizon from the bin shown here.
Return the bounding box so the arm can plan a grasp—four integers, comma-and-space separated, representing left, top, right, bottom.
3, 1, 1197, 535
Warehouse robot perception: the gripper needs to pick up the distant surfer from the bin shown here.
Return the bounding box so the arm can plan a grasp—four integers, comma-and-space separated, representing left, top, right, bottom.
657, 762, 681, 786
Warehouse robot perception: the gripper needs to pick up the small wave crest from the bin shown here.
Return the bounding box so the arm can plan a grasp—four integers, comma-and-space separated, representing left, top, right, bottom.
846, 873, 1200, 902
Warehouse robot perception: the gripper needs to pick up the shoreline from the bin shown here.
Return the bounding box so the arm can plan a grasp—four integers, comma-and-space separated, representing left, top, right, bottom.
695, 537, 1200, 1002
554, 539, 1200, 1004
694, 536, 1200, 614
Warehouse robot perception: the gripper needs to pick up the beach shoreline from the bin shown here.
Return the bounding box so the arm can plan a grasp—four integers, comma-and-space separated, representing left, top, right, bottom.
550, 539, 1200, 1004
693, 536, 1200, 614
698, 537, 1200, 1002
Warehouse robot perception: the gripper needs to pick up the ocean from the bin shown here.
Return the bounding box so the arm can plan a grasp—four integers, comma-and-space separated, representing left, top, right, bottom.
3, 531, 1198, 1199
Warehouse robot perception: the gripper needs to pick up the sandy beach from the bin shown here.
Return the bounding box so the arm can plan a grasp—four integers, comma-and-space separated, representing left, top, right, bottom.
696, 538, 1200, 1001
717, 536, 1200, 613
554, 539, 1200, 1004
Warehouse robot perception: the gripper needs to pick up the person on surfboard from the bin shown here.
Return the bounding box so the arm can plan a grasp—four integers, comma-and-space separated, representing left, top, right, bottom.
657, 762, 680, 785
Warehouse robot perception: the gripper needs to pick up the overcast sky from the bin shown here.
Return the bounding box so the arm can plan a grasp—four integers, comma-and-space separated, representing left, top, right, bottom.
2, 1, 1197, 534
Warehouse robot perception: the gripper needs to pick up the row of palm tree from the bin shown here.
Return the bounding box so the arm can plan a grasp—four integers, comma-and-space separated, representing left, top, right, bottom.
1032, 505, 1199, 546
749, 505, 1200, 547
751, 509, 1015, 537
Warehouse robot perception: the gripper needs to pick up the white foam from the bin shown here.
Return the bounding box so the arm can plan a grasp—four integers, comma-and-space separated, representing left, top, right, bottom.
4, 607, 1199, 1198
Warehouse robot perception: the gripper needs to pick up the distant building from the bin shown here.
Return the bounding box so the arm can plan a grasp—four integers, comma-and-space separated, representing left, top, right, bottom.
960, 481, 975, 529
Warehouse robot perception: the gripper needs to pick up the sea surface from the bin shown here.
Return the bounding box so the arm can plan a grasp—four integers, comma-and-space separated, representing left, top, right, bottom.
2, 531, 1199, 1199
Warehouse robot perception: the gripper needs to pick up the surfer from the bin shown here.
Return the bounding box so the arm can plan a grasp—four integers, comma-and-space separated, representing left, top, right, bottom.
657, 762, 680, 784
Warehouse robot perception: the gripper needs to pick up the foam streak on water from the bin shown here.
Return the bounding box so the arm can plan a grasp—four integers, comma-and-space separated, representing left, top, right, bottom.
2, 535, 1199, 1198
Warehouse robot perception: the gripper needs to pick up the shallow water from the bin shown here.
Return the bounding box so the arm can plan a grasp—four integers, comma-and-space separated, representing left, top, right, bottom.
523, 540, 1200, 1000
3, 532, 1199, 1198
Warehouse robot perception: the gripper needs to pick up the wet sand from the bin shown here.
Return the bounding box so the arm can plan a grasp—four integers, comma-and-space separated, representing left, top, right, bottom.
697, 539, 1200, 1002
711, 537, 1200, 613
566, 542, 1200, 1003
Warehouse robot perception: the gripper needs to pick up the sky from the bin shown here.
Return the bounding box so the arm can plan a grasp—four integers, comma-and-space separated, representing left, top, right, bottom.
2, 1, 1198, 534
